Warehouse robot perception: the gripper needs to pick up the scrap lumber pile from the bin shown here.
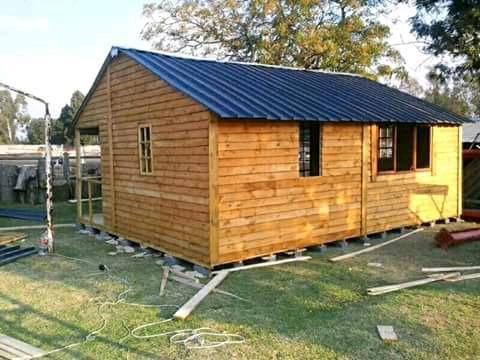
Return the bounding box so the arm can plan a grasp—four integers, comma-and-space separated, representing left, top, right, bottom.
368, 265, 480, 295
367, 273, 460, 295
0, 232, 26, 246
0, 245, 37, 267
172, 256, 311, 320
0, 232, 37, 267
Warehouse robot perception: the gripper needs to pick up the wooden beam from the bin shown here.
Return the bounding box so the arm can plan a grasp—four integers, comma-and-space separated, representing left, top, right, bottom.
209, 113, 219, 266
87, 180, 93, 224
457, 125, 463, 217
68, 197, 102, 204
75, 128, 82, 221
106, 64, 116, 230
361, 124, 369, 236
159, 266, 170, 296
444, 272, 480, 282
370, 124, 378, 181
0, 233, 26, 246
169, 274, 246, 301
422, 265, 480, 273
212, 256, 311, 274
329, 228, 424, 262
0, 335, 45, 358
367, 272, 459, 295
173, 270, 229, 320
0, 224, 75, 232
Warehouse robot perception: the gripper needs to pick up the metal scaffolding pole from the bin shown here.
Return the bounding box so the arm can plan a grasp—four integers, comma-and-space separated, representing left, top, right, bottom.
0, 81, 55, 252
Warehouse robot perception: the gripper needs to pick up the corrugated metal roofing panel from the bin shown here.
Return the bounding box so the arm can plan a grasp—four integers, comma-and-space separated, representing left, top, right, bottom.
75, 46, 472, 126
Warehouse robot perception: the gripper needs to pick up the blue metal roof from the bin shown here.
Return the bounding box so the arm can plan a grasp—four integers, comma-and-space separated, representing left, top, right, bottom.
75, 46, 471, 126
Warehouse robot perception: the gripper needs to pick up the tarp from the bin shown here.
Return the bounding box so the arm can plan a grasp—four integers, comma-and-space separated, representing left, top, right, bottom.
0, 208, 46, 222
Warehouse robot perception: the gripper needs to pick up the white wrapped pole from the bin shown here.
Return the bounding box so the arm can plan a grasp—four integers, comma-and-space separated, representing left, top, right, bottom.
0, 81, 55, 251
44, 104, 55, 252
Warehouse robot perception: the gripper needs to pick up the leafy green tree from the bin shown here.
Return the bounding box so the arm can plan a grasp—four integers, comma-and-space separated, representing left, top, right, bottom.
410, 0, 480, 80
0, 91, 30, 144
53, 90, 85, 145
424, 80, 472, 117
26, 117, 45, 144
142, 0, 406, 80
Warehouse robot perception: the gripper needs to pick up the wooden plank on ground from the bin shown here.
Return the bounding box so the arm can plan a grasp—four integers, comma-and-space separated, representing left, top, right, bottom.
169, 274, 246, 301
329, 228, 424, 262
0, 224, 75, 232
0, 334, 45, 359
376, 326, 398, 342
422, 265, 480, 273
212, 256, 311, 274
367, 272, 460, 296
173, 270, 229, 320
159, 267, 170, 296
0, 233, 26, 246
444, 272, 480, 282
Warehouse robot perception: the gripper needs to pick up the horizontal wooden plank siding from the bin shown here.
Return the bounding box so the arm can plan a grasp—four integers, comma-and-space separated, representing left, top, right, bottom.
77, 55, 211, 266
215, 121, 363, 265
366, 125, 460, 233
215, 121, 460, 265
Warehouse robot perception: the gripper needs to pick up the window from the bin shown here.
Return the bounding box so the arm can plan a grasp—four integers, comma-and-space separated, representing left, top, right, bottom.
299, 123, 321, 177
377, 125, 431, 173
378, 126, 394, 172
138, 125, 153, 175
416, 126, 431, 169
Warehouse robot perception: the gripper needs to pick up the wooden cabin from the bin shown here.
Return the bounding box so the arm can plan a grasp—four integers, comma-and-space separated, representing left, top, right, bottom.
73, 47, 468, 268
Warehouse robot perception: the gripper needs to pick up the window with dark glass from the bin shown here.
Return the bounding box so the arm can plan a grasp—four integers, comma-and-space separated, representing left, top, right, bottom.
416, 126, 431, 169
299, 123, 321, 177
138, 125, 153, 175
377, 125, 431, 173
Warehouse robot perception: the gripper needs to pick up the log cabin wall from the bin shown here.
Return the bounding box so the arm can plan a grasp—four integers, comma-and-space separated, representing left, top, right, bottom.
214, 120, 461, 266
76, 55, 461, 268
215, 121, 364, 265
76, 55, 212, 266
366, 125, 460, 233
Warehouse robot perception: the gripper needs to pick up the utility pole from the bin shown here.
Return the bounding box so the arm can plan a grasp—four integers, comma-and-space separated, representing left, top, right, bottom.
0, 82, 55, 252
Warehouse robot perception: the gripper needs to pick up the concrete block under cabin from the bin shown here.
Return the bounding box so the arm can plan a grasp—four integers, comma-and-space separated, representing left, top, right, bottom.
73, 46, 469, 269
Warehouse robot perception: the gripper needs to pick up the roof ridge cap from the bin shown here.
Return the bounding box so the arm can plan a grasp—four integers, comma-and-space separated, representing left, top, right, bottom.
113, 46, 364, 78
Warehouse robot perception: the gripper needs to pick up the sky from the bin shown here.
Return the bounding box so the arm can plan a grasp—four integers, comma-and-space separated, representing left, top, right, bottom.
0, 0, 436, 118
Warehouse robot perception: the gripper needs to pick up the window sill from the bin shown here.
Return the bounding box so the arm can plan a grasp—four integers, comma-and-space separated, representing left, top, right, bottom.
376, 168, 432, 178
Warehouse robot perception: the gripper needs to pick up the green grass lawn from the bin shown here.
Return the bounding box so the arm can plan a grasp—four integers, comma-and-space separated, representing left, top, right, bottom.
1, 207, 480, 359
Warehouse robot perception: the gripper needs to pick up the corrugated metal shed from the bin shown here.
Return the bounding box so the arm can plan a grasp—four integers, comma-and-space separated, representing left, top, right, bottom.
75, 46, 471, 126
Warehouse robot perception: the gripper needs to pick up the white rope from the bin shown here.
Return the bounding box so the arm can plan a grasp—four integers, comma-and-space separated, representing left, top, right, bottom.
122, 321, 245, 350
20, 252, 244, 358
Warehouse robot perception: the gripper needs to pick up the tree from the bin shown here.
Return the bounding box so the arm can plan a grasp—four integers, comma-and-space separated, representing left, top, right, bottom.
410, 0, 480, 81
53, 90, 85, 145
142, 0, 406, 80
26, 117, 45, 144
424, 78, 472, 117
397, 77, 424, 97
0, 90, 30, 144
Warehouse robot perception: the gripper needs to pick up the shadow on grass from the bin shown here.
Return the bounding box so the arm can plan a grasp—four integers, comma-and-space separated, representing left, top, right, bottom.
0, 291, 164, 359
1, 224, 480, 359
194, 228, 480, 359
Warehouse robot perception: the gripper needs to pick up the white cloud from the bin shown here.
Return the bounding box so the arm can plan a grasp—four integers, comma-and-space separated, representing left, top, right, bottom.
0, 15, 49, 32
